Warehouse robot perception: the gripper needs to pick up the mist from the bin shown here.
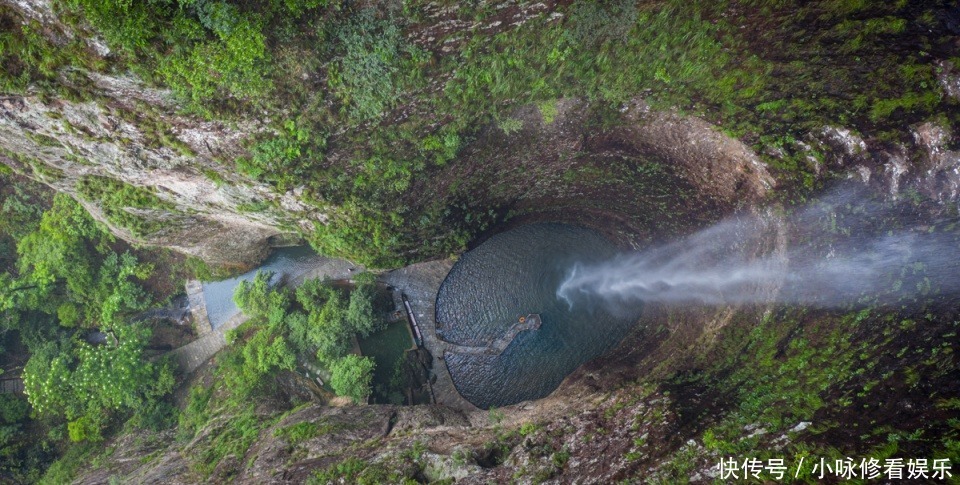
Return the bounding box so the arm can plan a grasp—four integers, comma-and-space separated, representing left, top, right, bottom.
557, 186, 960, 310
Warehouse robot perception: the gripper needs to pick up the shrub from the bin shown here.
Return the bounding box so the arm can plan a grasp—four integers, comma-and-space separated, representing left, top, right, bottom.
345, 282, 382, 337
74, 176, 177, 237
329, 354, 374, 404
327, 9, 415, 123
497, 118, 524, 135
236, 120, 325, 191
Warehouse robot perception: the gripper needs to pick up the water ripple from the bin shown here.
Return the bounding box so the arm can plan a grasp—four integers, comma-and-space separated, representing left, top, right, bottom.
435, 223, 643, 408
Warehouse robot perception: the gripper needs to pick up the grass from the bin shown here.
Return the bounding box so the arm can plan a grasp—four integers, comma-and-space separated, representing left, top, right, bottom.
75, 176, 178, 237
177, 382, 285, 480
188, 406, 269, 478
306, 456, 415, 485
273, 419, 344, 445
37, 441, 98, 485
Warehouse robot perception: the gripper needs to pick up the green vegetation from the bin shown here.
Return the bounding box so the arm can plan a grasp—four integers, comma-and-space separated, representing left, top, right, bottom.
273, 418, 344, 445
215, 271, 382, 400
168, 271, 387, 477
0, 175, 179, 481
56, 0, 330, 109
345, 272, 385, 338
24, 324, 175, 442
326, 8, 425, 124
75, 176, 179, 237
236, 120, 326, 192
152, 0, 960, 264
357, 318, 415, 405
306, 456, 413, 485
329, 354, 374, 404
0, 6, 100, 95
645, 304, 960, 482
1, 0, 959, 481
2, 0, 956, 267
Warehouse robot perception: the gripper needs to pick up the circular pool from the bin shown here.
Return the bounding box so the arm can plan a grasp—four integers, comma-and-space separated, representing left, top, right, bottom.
435, 223, 643, 408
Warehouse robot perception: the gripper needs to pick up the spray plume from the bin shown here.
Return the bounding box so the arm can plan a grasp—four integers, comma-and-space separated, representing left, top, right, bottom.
557, 185, 960, 310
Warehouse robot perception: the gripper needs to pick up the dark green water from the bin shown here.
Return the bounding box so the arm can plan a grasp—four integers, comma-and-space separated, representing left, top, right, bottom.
358, 320, 416, 404
435, 223, 643, 409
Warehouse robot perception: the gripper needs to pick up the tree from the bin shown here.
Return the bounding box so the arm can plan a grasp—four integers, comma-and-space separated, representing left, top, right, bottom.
242, 328, 296, 378
311, 295, 352, 364
329, 355, 374, 404
294, 276, 337, 314
292, 278, 354, 362
0, 394, 30, 465
345, 281, 382, 338
6, 194, 152, 328
22, 323, 174, 442
234, 271, 289, 320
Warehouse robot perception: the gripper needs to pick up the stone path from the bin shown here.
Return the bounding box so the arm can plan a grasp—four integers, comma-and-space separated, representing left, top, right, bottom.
0, 378, 23, 394
383, 260, 480, 412
185, 280, 210, 336
166, 312, 247, 374
436, 314, 541, 356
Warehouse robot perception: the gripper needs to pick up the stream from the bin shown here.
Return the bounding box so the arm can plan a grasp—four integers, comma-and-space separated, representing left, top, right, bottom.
201, 246, 324, 329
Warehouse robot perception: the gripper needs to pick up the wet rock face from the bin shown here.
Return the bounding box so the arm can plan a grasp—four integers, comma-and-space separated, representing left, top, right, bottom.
785, 121, 960, 208
937, 60, 960, 101
619, 99, 775, 203
912, 122, 960, 204
0, 90, 293, 267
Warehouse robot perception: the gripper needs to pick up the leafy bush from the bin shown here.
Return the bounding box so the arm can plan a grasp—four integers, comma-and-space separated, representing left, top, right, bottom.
309, 291, 353, 364
327, 9, 427, 123
158, 15, 271, 105
0, 10, 89, 93
59, 0, 331, 107
307, 202, 407, 268
2, 193, 173, 446
419, 127, 461, 166
236, 120, 326, 191
497, 118, 524, 135
329, 354, 374, 404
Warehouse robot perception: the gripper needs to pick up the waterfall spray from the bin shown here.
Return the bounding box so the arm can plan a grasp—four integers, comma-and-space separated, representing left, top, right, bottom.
557, 186, 960, 310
